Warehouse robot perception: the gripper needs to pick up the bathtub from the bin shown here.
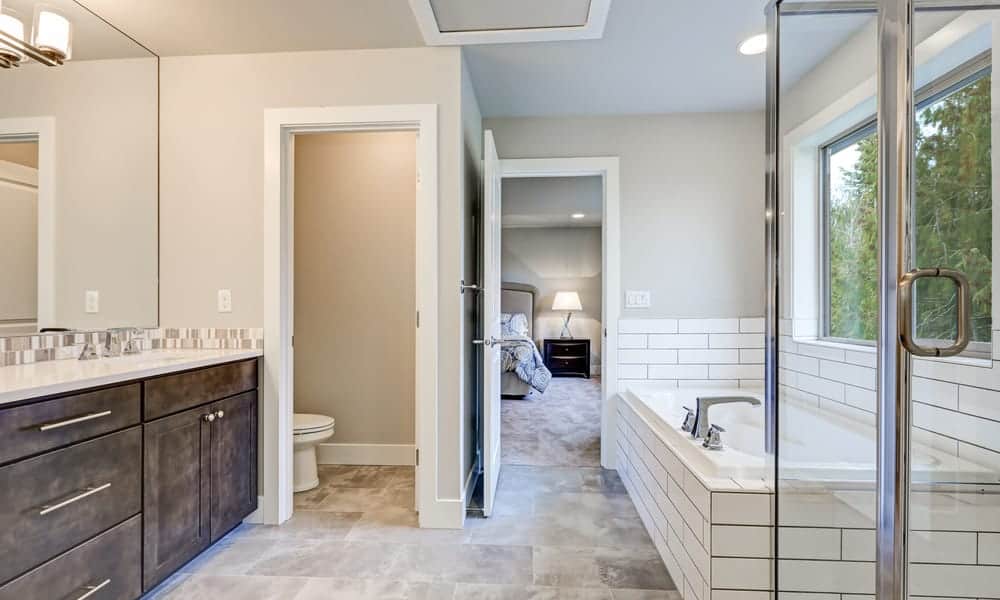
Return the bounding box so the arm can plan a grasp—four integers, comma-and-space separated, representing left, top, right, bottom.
620, 382, 997, 485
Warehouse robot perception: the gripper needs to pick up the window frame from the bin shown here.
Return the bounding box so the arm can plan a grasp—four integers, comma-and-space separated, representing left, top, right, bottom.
819, 52, 993, 354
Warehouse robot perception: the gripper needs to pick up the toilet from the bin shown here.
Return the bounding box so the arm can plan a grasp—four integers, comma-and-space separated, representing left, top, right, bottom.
293, 413, 336, 492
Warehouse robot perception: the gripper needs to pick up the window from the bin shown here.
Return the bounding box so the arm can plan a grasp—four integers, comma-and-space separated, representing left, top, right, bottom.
821, 56, 993, 351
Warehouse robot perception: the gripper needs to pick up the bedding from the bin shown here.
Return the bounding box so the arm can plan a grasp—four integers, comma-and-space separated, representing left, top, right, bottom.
500, 312, 551, 393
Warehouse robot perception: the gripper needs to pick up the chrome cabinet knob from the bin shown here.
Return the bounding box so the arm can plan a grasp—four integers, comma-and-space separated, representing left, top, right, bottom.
216, 410, 225, 419
204, 413, 216, 423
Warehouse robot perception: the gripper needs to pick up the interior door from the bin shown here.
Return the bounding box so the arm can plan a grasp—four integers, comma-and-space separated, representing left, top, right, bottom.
482, 130, 502, 517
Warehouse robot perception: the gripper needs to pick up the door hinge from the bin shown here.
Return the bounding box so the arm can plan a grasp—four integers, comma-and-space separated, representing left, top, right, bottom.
416, 169, 422, 185
291, 335, 295, 347
416, 311, 420, 328
415, 448, 420, 466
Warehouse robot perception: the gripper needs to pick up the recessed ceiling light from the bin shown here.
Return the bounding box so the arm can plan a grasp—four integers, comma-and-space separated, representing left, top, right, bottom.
738, 33, 768, 56
571, 213, 586, 219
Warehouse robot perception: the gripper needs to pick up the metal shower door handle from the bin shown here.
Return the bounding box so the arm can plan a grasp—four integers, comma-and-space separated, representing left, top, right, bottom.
899, 268, 972, 357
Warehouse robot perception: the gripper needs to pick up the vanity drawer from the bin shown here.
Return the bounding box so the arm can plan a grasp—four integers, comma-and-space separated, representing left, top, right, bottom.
0, 427, 142, 584
0, 384, 141, 465
0, 514, 141, 600
144, 359, 257, 420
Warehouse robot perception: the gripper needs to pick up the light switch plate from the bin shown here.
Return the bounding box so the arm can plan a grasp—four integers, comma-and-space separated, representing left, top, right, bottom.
625, 290, 651, 309
217, 289, 232, 313
85, 290, 99, 314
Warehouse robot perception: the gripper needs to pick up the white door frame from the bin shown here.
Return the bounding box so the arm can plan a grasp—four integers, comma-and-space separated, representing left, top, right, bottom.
0, 117, 56, 329
263, 104, 439, 525
499, 156, 621, 469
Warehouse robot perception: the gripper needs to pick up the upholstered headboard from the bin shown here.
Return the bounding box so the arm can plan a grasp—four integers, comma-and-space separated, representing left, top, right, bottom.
501, 282, 537, 338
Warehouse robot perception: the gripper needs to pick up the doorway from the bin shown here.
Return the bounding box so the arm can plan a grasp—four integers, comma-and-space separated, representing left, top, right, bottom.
263, 105, 439, 527
291, 129, 418, 502
478, 133, 621, 516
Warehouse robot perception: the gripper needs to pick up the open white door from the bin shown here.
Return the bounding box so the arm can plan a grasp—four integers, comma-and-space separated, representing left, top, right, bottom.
482, 130, 502, 517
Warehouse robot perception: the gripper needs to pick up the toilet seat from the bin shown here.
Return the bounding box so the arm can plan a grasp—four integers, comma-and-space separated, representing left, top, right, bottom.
294, 413, 335, 435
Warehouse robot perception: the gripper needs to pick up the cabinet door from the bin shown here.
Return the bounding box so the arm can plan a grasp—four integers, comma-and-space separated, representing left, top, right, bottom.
210, 391, 258, 542
143, 405, 212, 591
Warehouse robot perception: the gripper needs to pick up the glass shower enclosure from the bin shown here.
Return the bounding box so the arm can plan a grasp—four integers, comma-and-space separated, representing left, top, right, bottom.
767, 1, 1000, 599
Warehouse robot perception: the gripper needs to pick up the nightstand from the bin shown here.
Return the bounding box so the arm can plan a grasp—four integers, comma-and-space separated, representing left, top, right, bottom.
543, 338, 591, 378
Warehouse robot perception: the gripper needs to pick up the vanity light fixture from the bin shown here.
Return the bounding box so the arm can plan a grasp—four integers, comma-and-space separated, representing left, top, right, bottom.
0, 11, 25, 66
0, 2, 71, 68
571, 213, 586, 219
738, 33, 768, 56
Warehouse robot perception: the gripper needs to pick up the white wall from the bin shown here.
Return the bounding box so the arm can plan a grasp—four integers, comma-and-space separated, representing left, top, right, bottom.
502, 226, 603, 368
0, 58, 158, 330
159, 46, 470, 502
485, 113, 765, 319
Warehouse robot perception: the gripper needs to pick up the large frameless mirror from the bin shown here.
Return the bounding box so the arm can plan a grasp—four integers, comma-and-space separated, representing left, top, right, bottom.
0, 0, 158, 336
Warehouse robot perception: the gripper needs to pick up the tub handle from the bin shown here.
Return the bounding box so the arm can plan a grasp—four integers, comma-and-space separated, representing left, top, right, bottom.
703, 424, 726, 451
681, 407, 696, 433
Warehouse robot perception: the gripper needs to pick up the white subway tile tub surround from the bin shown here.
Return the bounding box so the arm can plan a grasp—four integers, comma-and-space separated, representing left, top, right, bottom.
617, 393, 774, 600
618, 384, 1000, 599
618, 318, 765, 391
0, 327, 264, 367
777, 318, 1000, 471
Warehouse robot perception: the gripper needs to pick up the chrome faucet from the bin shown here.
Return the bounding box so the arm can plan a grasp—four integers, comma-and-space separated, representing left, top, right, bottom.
691, 395, 761, 439
104, 328, 144, 357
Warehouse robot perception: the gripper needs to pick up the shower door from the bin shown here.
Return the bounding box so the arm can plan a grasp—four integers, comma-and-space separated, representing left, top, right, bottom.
769, 1, 999, 599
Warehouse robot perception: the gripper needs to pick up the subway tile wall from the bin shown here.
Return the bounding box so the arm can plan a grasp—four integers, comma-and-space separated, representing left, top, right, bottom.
0, 327, 263, 367
618, 318, 766, 389
778, 318, 1000, 471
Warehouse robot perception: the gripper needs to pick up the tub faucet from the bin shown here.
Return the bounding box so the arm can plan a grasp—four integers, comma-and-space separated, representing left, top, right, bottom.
692, 395, 761, 439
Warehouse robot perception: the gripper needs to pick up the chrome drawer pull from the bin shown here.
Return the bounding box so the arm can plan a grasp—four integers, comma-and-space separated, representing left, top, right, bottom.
38, 410, 112, 432
75, 578, 111, 600
39, 482, 112, 516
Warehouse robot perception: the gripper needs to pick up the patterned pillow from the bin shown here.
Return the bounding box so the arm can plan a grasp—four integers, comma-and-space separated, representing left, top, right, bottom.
501, 312, 529, 337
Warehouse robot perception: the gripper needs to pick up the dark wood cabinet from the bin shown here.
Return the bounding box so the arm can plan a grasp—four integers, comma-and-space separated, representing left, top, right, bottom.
543, 338, 591, 378
0, 356, 260, 599
210, 391, 258, 542
142, 405, 212, 590
143, 387, 259, 591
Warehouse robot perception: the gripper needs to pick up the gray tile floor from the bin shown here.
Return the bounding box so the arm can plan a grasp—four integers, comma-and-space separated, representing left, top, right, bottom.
150, 379, 677, 599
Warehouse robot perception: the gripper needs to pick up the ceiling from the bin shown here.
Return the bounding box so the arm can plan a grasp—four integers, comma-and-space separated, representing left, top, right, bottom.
71, 0, 872, 116
502, 177, 603, 229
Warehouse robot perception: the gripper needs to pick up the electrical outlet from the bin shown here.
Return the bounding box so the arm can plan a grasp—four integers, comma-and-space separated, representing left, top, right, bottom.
625, 290, 651, 309
85, 290, 100, 314
217, 289, 232, 313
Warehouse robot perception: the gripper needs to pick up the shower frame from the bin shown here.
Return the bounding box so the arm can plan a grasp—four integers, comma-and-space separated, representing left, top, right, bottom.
764, 1, 998, 599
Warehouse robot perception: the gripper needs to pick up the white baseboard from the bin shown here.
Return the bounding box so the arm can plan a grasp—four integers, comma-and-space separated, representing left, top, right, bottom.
243, 495, 266, 524
316, 443, 415, 466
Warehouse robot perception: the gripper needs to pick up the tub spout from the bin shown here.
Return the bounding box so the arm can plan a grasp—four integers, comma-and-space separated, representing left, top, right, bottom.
692, 395, 761, 439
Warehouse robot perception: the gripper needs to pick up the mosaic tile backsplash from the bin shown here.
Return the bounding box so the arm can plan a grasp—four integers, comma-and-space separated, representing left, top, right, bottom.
0, 328, 263, 367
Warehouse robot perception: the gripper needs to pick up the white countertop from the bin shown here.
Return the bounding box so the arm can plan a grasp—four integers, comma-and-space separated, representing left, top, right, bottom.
0, 349, 263, 406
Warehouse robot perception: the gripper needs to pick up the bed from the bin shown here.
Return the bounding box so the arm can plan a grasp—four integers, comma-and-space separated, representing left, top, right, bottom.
500, 283, 551, 398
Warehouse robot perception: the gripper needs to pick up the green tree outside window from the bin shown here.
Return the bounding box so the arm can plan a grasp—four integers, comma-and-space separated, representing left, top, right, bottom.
827, 73, 992, 344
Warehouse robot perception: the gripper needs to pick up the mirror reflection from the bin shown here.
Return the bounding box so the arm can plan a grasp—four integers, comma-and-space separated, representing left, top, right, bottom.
0, 0, 158, 336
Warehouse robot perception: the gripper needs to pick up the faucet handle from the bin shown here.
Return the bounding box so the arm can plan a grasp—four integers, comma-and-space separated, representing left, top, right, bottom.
702, 424, 726, 451
680, 406, 697, 433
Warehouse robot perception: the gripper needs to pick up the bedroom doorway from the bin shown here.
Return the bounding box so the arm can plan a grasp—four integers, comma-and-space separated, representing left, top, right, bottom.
478, 136, 621, 516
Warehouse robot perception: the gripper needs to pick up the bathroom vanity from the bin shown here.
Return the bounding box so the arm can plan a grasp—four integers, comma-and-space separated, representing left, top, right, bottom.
0, 351, 261, 599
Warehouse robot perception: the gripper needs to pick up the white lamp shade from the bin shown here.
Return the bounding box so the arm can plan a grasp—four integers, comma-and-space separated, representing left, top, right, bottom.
32, 8, 71, 59
552, 291, 582, 312
0, 12, 26, 59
